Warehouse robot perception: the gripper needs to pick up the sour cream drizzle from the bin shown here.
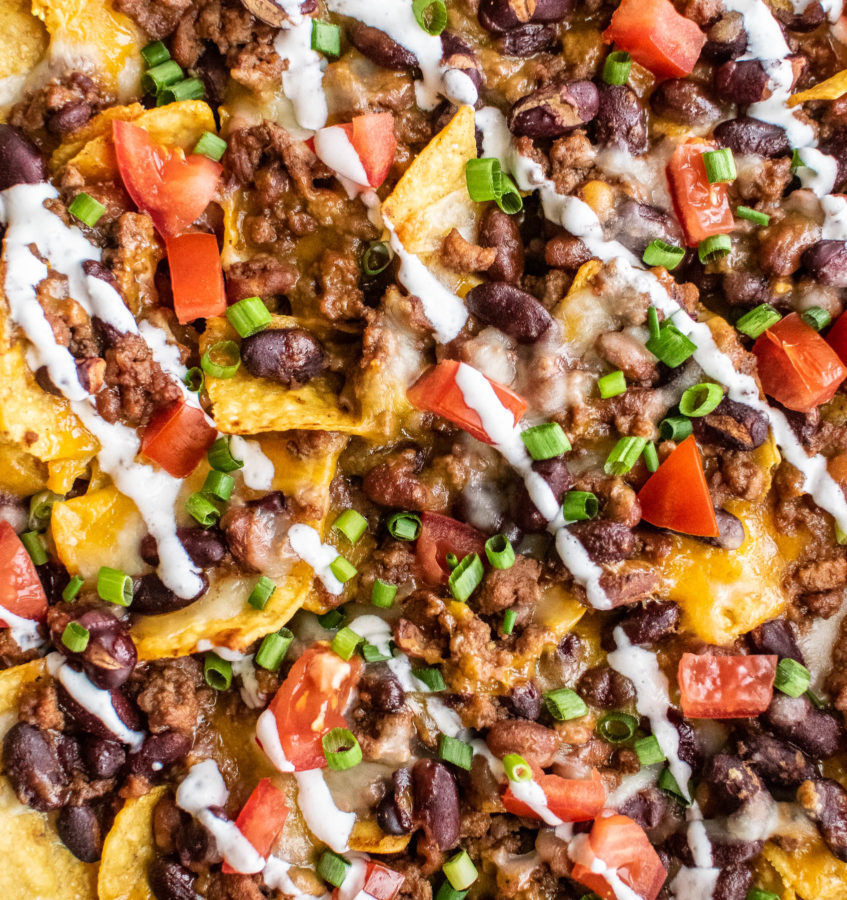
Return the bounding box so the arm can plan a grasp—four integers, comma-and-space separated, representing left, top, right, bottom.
274, 19, 329, 131
0, 603, 44, 651
229, 436, 275, 491
568, 831, 644, 900
293, 768, 356, 852
287, 523, 345, 594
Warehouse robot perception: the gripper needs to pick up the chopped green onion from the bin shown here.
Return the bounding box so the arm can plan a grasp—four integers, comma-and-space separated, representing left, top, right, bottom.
736, 205, 770, 227
255, 628, 293, 671
520, 422, 571, 460
202, 469, 235, 502
647, 307, 661, 342
698, 234, 732, 264
436, 884, 468, 900
503, 752, 532, 782
333, 509, 368, 543
97, 566, 133, 607
646, 322, 697, 368
659, 416, 693, 442
317, 608, 346, 630
157, 76, 205, 105
322, 727, 362, 770
746, 891, 779, 900
331, 626, 363, 660
485, 534, 515, 569
562, 490, 599, 522
604, 436, 647, 476
329, 555, 357, 584
439, 734, 473, 770
61, 622, 90, 653
311, 19, 342, 56
496, 173, 523, 215
226, 296, 272, 338
445, 552, 459, 570
193, 131, 227, 161
598, 370, 626, 399
736, 303, 782, 339
318, 850, 351, 888
386, 511, 421, 541
361, 240, 393, 276
501, 608, 517, 635
702, 148, 737, 184
679, 382, 724, 418
448, 553, 483, 602
208, 437, 244, 473
643, 442, 659, 472
68, 192, 106, 227
412, 0, 447, 34
596, 712, 639, 744
28, 489, 62, 532
544, 687, 587, 721
362, 642, 391, 663
184, 367, 205, 392
792, 148, 813, 172
466, 158, 500, 203
635, 734, 666, 766
642, 239, 684, 271
412, 666, 446, 691
248, 575, 276, 610
62, 575, 85, 603
204, 653, 232, 690
141, 40, 170, 67
806, 688, 828, 709
371, 579, 398, 608
658, 767, 689, 804
443, 851, 478, 891
185, 492, 221, 527
602, 50, 632, 85
802, 306, 832, 332
141, 59, 183, 95
201, 340, 240, 379
774, 657, 811, 698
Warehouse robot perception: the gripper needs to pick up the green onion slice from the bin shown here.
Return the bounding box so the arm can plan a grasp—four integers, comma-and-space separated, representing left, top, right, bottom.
736, 303, 781, 339
226, 296, 272, 338
436, 882, 468, 900
562, 490, 599, 522
157, 76, 205, 105
647, 307, 661, 342
702, 148, 737, 184
371, 579, 398, 608
208, 437, 244, 473
361, 240, 393, 276
604, 436, 647, 476
544, 687, 587, 721
596, 711, 639, 744
333, 509, 368, 543
322, 727, 362, 770
62, 575, 85, 603
659, 416, 693, 442
412, 0, 447, 34
362, 642, 391, 663
679, 382, 724, 418
646, 322, 697, 368
503, 752, 532, 782
802, 306, 831, 332
602, 50, 632, 85
448, 553, 483, 602
329, 556, 357, 584
317, 608, 346, 630
184, 367, 205, 393
386, 511, 421, 541
97, 566, 133, 606
634, 734, 666, 766
439, 734, 473, 770
61, 622, 90, 653
141, 40, 170, 67
445, 552, 459, 570
28, 489, 62, 532
643, 441, 659, 473
746, 891, 780, 900
69, 192, 106, 227
520, 422, 571, 460
318, 850, 351, 887
698, 233, 732, 264
736, 205, 770, 226
496, 173, 523, 215
412, 666, 446, 691
255, 627, 293, 671
186, 492, 221, 527
193, 131, 227, 161
598, 370, 626, 399
204, 652, 232, 690
501, 608, 517, 635
248, 575, 276, 611
311, 19, 341, 57
642, 239, 684, 271
142, 59, 183, 94
466, 157, 500, 203
201, 340, 241, 379
658, 766, 689, 804
774, 657, 811, 698
331, 626, 363, 660
485, 534, 515, 569
443, 851, 478, 891
202, 469, 235, 502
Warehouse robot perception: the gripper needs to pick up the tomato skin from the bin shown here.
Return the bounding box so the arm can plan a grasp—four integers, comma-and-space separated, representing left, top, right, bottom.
139, 401, 217, 479
221, 779, 288, 874
502, 768, 606, 823
362, 863, 406, 900
827, 311, 847, 365
603, 0, 705, 79
666, 142, 734, 247
112, 120, 222, 237
166, 233, 226, 324
0, 521, 48, 622
571, 814, 667, 900
753, 312, 847, 412
351, 113, 396, 187
407, 360, 528, 445
265, 645, 362, 771
415, 511, 486, 585
678, 653, 777, 718
637, 435, 719, 538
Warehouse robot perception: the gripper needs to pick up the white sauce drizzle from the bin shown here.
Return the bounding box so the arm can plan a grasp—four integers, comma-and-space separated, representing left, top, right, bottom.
232, 655, 266, 708
568, 832, 644, 900
822, 193, 847, 240
229, 436, 275, 491
287, 523, 344, 594
256, 706, 295, 772
293, 768, 356, 852
273, 20, 329, 131
314, 124, 371, 197
0, 602, 44, 651
670, 805, 719, 900
508, 777, 565, 826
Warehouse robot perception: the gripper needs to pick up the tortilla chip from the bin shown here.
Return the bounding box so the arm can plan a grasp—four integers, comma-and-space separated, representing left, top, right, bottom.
0, 0, 46, 90
47, 455, 93, 494
349, 819, 411, 854
764, 835, 847, 900
789, 68, 847, 106
0, 439, 48, 495
98, 786, 166, 900
50, 103, 147, 171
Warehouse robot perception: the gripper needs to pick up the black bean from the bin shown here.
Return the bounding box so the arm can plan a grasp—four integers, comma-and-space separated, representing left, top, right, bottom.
47, 102, 92, 135
619, 788, 672, 830
775, 0, 825, 31
129, 731, 192, 779
132, 572, 209, 616
195, 45, 228, 111
722, 271, 774, 308
609, 200, 684, 259
57, 805, 103, 862
67, 609, 137, 690
2, 723, 69, 811
176, 817, 218, 868
351, 23, 418, 69
140, 527, 227, 568
464, 282, 552, 342
650, 79, 721, 125
667, 708, 700, 768
691, 397, 769, 451
701, 753, 766, 814
511, 457, 573, 532
241, 328, 326, 386
480, 208, 524, 283
412, 759, 460, 850
497, 24, 558, 56
80, 736, 126, 779
377, 768, 414, 835
363, 669, 406, 714
715, 864, 754, 900
509, 80, 599, 138
149, 858, 197, 900
736, 732, 814, 789
601, 600, 680, 651
504, 681, 542, 720
762, 693, 843, 758
0, 125, 46, 190
571, 520, 636, 563
800, 777, 847, 861
714, 60, 771, 105
37, 560, 71, 606
577, 665, 635, 709
58, 681, 142, 744
592, 84, 647, 154
478, 0, 573, 33
802, 241, 847, 287
714, 117, 791, 158
746, 618, 804, 663
701, 12, 748, 63
694, 509, 746, 550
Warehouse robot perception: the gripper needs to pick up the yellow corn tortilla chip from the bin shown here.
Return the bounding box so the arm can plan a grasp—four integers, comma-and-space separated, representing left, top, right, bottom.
789, 68, 847, 106
764, 835, 847, 900
0, 0, 46, 93
0, 660, 98, 898
50, 102, 148, 172
46, 455, 93, 494
349, 819, 411, 854
0, 439, 48, 495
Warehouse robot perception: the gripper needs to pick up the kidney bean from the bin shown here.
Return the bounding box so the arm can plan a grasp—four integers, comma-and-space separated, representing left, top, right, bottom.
80, 736, 126, 779
577, 665, 635, 709
601, 600, 680, 651
2, 723, 69, 811
763, 693, 843, 758
478, 0, 573, 33
571, 520, 636, 564
799, 778, 847, 861
746, 618, 804, 663
650, 79, 721, 125
619, 788, 672, 831
487, 719, 559, 766
140, 527, 227, 569
714, 864, 754, 900
195, 45, 228, 110
512, 457, 573, 532
775, 0, 825, 31
47, 101, 92, 135
504, 681, 542, 720
377, 768, 414, 835
509, 80, 599, 138
592, 84, 647, 154
241, 328, 326, 387
736, 732, 813, 789
129, 731, 192, 779
545, 233, 592, 271
465, 282, 552, 342
63, 609, 137, 690
177, 816, 219, 869
802, 241, 847, 287
58, 681, 142, 744
714, 117, 791, 158
695, 509, 746, 550
714, 60, 771, 105
412, 760, 460, 850
701, 12, 748, 62
609, 200, 684, 259
0, 125, 46, 190
361, 668, 406, 714
57, 805, 103, 862
150, 858, 198, 900
722, 271, 774, 308
480, 208, 524, 283
691, 397, 769, 451
132, 572, 209, 616
497, 23, 558, 56
351, 23, 418, 69
701, 753, 766, 815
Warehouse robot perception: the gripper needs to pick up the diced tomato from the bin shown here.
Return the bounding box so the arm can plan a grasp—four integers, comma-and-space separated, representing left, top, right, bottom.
351, 113, 396, 188
503, 768, 606, 823
637, 435, 719, 538
666, 142, 734, 247
0, 521, 47, 622
139, 400, 217, 479
262, 645, 362, 771
571, 815, 667, 900
407, 360, 528, 445
827, 310, 847, 366
753, 312, 847, 413
362, 862, 406, 900
678, 653, 777, 718
603, 0, 705, 79
112, 120, 222, 237
415, 511, 486, 585
166, 233, 226, 324
222, 779, 288, 874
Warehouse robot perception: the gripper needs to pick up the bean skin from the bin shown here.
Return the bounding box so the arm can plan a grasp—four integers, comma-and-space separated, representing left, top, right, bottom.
464, 282, 553, 342
2, 722, 69, 811
132, 572, 209, 616
714, 117, 791, 159
803, 241, 847, 287
714, 60, 770, 105
412, 759, 460, 850
650, 79, 721, 125
480, 208, 524, 283
593, 84, 647, 154
241, 328, 327, 387
57, 805, 103, 862
497, 24, 558, 56
509, 80, 599, 139
478, 0, 573, 33
351, 23, 418, 69
0, 125, 46, 190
